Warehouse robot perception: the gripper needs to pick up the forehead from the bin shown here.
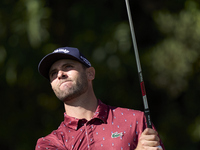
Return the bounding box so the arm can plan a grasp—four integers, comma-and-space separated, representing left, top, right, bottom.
50, 59, 80, 70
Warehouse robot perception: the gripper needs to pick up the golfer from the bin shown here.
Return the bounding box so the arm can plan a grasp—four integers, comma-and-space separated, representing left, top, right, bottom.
35, 47, 165, 150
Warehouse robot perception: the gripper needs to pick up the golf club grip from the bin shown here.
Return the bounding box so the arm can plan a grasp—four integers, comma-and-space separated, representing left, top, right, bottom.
139, 71, 152, 129
144, 109, 152, 128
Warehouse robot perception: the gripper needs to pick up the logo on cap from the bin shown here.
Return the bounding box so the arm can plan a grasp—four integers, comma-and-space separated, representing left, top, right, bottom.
53, 48, 69, 53
80, 56, 91, 67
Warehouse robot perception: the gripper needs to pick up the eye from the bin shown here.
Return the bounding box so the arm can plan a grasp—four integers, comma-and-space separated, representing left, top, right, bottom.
63, 64, 73, 70
50, 71, 57, 78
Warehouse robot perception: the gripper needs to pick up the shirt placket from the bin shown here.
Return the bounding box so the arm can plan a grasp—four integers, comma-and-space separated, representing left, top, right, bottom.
84, 122, 94, 149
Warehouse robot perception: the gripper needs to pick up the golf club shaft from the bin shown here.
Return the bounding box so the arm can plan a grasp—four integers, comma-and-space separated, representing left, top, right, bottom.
125, 0, 152, 128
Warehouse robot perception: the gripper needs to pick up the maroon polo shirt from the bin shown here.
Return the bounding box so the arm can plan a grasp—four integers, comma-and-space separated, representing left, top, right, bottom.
35, 100, 165, 150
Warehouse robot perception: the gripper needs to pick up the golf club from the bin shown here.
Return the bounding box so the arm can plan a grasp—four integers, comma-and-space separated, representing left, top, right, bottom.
125, 1, 163, 149
125, 0, 152, 128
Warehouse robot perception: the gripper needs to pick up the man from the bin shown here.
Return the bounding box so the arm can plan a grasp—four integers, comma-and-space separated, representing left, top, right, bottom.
36, 47, 165, 150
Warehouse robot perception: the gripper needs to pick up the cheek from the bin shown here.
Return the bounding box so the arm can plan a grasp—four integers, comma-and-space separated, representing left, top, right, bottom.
67, 71, 74, 78
69, 71, 79, 81
50, 80, 57, 90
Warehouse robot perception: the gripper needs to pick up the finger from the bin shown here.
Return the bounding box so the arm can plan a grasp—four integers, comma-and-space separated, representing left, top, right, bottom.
142, 128, 158, 135
143, 146, 163, 150
141, 134, 160, 142
140, 137, 160, 147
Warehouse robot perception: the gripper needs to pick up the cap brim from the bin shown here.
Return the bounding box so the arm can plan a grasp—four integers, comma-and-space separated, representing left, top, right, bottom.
38, 53, 80, 79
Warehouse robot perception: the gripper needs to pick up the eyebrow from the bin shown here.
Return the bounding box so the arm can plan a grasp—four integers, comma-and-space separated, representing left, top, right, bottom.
49, 62, 76, 76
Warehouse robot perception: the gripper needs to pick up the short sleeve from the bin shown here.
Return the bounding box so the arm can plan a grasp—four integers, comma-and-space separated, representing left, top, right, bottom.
35, 137, 66, 150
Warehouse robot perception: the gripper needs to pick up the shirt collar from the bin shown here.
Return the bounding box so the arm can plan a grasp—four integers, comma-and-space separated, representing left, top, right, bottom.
92, 100, 108, 123
63, 100, 108, 130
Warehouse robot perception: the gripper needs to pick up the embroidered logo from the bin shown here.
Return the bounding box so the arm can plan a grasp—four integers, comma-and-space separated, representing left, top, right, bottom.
111, 132, 123, 138
80, 56, 91, 67
53, 48, 69, 53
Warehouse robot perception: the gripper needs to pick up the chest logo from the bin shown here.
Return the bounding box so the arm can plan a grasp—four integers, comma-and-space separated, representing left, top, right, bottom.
111, 132, 123, 138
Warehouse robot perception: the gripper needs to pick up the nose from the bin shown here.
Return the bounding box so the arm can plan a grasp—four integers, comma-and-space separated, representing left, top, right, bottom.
57, 70, 67, 79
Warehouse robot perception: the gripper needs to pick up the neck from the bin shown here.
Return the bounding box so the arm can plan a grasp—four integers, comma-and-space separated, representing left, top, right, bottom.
64, 89, 98, 121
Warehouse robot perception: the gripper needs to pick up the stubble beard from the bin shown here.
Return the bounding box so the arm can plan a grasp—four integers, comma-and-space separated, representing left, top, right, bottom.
53, 72, 88, 102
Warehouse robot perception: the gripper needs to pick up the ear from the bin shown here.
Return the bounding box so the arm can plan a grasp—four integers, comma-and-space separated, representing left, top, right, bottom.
86, 67, 95, 81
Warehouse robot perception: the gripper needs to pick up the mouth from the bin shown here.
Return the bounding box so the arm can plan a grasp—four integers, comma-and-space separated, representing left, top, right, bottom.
59, 80, 72, 87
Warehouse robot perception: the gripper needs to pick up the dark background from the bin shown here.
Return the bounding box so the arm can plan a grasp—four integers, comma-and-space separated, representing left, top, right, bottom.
1, 0, 200, 149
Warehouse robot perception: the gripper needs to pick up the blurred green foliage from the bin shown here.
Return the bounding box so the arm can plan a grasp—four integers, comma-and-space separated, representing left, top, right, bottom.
0, 0, 200, 149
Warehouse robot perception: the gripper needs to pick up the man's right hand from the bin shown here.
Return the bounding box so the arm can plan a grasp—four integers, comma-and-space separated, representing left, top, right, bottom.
135, 128, 163, 150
